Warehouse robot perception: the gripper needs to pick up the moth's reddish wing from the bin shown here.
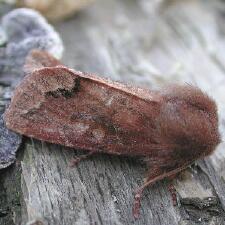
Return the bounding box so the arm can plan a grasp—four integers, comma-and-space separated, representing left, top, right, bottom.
4, 65, 163, 156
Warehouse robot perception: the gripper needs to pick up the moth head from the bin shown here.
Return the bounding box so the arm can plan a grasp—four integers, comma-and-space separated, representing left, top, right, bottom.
159, 85, 221, 160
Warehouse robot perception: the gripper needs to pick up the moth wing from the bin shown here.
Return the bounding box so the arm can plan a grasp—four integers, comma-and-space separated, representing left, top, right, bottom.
24, 50, 62, 74
5, 51, 163, 157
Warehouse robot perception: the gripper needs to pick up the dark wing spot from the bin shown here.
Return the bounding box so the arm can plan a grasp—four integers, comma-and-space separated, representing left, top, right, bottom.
45, 78, 81, 99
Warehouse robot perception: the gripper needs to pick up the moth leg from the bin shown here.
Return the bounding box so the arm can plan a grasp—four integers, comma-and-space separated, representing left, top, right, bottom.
69, 151, 96, 167
167, 173, 177, 180
133, 165, 187, 219
168, 182, 177, 206
133, 172, 164, 219
167, 173, 180, 206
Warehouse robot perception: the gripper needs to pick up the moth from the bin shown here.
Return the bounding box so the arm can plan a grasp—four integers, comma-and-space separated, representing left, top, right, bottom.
4, 50, 221, 218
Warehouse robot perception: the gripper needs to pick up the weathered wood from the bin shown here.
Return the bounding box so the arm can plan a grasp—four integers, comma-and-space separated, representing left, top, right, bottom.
1, 0, 225, 224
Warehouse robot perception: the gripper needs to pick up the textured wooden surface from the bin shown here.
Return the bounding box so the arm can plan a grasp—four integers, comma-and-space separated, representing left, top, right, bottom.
1, 0, 225, 224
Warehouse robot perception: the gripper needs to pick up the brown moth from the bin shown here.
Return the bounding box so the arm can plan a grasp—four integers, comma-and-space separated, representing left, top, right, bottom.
4, 50, 221, 218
